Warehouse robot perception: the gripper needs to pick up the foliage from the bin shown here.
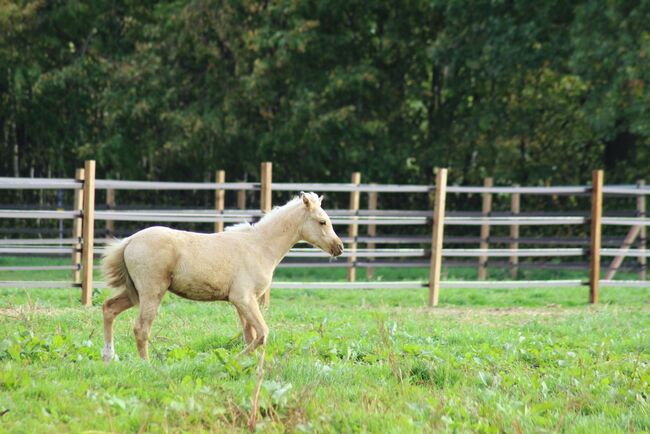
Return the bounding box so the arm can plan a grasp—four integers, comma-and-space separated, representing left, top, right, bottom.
1, 0, 650, 188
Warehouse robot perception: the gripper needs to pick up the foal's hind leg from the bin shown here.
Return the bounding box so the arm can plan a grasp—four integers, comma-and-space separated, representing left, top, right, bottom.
102, 290, 134, 362
133, 293, 165, 360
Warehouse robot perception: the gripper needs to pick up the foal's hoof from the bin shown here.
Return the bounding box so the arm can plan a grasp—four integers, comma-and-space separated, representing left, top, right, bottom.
102, 348, 118, 362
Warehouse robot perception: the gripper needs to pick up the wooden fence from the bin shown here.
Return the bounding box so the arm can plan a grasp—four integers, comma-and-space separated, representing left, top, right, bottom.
1, 161, 649, 307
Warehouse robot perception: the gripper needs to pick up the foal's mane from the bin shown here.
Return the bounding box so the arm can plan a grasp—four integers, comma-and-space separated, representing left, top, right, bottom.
225, 192, 319, 233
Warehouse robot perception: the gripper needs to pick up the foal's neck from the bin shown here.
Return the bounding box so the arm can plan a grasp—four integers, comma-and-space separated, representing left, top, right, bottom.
255, 204, 303, 266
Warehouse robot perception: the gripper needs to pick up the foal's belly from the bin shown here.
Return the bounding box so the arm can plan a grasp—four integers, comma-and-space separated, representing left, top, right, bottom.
169, 282, 228, 301
164, 243, 236, 301
168, 278, 229, 301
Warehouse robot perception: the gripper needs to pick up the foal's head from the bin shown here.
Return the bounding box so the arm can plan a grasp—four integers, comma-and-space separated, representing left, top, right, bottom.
298, 192, 344, 257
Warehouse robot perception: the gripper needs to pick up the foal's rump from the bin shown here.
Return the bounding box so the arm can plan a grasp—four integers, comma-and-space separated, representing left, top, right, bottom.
102, 226, 179, 304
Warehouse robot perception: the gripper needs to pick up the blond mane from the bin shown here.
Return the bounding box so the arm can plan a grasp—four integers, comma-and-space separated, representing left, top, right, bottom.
225, 192, 320, 233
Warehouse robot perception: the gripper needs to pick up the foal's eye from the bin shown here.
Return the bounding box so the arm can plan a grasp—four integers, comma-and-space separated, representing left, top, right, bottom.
319, 220, 327, 226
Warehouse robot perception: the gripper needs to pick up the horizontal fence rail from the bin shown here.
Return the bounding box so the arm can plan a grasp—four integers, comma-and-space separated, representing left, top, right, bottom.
600, 249, 650, 258
441, 248, 584, 257
95, 180, 259, 191
0, 177, 81, 189
0, 279, 642, 290
602, 186, 650, 196
446, 186, 590, 195
0, 265, 78, 271
273, 182, 432, 193
0, 247, 77, 255
0, 210, 79, 219
601, 217, 650, 226
444, 216, 586, 226
439, 279, 584, 289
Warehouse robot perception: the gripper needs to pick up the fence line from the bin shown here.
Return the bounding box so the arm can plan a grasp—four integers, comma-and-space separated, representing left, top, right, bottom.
2, 164, 649, 306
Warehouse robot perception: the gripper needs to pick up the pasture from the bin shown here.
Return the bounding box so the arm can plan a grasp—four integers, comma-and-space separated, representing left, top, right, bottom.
1, 264, 648, 433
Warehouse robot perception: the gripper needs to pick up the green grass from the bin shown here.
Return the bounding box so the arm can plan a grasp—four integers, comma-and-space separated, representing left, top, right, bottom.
0, 260, 649, 432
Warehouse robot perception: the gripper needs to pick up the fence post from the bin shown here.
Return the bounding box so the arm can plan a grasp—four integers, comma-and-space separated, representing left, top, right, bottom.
429, 168, 448, 307
215, 170, 225, 233
347, 172, 361, 282
510, 186, 520, 279
72, 168, 85, 284
260, 162, 272, 213
589, 169, 604, 304
260, 162, 273, 305
81, 160, 96, 306
105, 189, 115, 237
237, 189, 246, 210
638, 180, 646, 280
366, 186, 378, 279
478, 177, 493, 280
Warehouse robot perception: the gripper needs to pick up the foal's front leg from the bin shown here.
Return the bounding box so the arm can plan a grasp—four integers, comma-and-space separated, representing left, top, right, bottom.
230, 293, 269, 353
236, 306, 257, 345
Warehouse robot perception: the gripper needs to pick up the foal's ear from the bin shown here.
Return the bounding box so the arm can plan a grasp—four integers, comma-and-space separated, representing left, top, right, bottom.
318, 195, 324, 204
300, 191, 311, 208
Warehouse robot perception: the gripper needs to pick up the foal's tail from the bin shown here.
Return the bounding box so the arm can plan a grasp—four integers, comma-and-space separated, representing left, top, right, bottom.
101, 238, 139, 305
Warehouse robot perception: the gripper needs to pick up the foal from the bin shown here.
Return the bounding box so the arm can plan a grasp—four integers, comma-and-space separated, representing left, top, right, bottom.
101, 192, 343, 361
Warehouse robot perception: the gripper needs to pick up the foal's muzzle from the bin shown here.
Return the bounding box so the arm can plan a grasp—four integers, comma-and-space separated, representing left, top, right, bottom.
331, 242, 344, 257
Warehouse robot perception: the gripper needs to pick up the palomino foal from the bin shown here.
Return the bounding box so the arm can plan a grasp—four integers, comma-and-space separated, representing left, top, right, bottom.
101, 192, 343, 361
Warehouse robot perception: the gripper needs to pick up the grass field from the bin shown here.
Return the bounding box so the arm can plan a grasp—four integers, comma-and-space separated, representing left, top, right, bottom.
0, 259, 649, 432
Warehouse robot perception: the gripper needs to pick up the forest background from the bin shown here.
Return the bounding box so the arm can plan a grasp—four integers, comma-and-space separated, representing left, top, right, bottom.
1, 0, 649, 194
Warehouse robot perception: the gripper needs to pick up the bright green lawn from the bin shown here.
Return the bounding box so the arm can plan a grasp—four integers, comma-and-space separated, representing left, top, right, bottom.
0, 259, 649, 432
1, 289, 649, 433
